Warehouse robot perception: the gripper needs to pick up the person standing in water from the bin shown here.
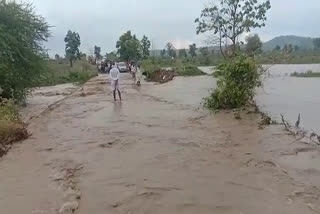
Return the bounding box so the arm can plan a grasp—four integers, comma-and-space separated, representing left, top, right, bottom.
136, 64, 142, 86
109, 62, 122, 101
131, 64, 137, 84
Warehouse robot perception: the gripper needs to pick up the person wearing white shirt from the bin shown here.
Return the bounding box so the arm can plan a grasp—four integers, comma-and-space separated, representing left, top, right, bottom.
109, 62, 122, 101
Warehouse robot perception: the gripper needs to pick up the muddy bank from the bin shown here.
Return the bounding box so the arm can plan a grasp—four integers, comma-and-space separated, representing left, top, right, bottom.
146, 68, 176, 83
0, 74, 320, 213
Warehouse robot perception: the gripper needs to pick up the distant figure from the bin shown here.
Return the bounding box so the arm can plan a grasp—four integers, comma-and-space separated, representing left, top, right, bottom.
109, 63, 122, 101
131, 64, 137, 84
136, 65, 142, 86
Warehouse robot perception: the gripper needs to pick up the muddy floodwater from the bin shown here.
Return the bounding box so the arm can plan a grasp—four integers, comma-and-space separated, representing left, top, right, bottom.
257, 64, 320, 132
1, 67, 320, 214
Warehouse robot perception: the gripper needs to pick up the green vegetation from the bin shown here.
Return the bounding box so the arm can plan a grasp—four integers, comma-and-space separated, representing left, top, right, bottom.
0, 99, 28, 157
196, 0, 270, 110
39, 60, 98, 86
64, 30, 81, 67
141, 58, 205, 80
245, 34, 263, 57
116, 31, 144, 61
291, 70, 320, 78
195, 0, 271, 58
257, 51, 320, 64
141, 35, 151, 59
176, 65, 205, 76
0, 1, 50, 102
204, 56, 263, 110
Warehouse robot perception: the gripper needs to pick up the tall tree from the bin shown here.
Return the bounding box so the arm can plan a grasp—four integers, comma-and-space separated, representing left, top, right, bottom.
106, 52, 118, 61
54, 54, 60, 61
195, 0, 271, 58
116, 31, 142, 61
273, 45, 281, 51
94, 45, 101, 60
64, 30, 81, 67
199, 47, 209, 56
245, 34, 263, 57
141, 35, 151, 59
0, 1, 50, 100
313, 38, 320, 49
160, 49, 166, 57
166, 43, 176, 58
179, 49, 188, 58
189, 43, 197, 58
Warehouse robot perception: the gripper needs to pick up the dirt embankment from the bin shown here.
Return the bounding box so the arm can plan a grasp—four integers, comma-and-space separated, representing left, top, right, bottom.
146, 68, 176, 83
0, 121, 28, 157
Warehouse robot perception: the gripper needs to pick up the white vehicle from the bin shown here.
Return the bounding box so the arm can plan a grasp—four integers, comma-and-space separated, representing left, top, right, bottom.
117, 62, 128, 73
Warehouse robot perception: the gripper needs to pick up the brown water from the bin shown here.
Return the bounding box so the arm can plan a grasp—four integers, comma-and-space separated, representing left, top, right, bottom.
1, 73, 320, 214
257, 64, 320, 132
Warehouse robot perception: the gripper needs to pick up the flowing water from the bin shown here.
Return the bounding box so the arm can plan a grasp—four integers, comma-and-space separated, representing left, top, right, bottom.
257, 64, 320, 132
1, 69, 320, 214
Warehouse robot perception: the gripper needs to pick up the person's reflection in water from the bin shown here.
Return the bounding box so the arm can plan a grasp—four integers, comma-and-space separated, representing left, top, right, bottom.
112, 100, 123, 116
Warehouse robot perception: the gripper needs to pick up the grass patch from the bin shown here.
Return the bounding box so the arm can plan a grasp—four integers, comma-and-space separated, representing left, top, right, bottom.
39, 60, 98, 86
291, 70, 320, 77
176, 64, 206, 76
141, 59, 205, 79
0, 99, 28, 157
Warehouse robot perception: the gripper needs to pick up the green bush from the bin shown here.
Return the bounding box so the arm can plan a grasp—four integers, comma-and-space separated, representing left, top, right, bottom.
291, 70, 320, 77
204, 56, 263, 110
176, 64, 205, 76
0, 99, 20, 122
0, 1, 50, 102
0, 99, 28, 157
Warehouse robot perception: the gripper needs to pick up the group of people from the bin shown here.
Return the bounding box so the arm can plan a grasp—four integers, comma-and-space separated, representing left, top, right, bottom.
97, 61, 112, 73
108, 61, 142, 101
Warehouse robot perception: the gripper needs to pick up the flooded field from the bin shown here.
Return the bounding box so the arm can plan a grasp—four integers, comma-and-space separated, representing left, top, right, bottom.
200, 64, 320, 132
257, 64, 320, 132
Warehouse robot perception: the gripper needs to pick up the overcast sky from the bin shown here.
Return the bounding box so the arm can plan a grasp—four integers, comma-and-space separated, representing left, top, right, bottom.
24, 0, 320, 56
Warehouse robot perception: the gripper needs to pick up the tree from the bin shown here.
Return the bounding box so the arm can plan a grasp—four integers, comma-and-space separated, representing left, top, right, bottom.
195, 0, 271, 58
273, 45, 281, 51
166, 43, 176, 58
106, 52, 118, 61
283, 44, 288, 52
141, 35, 151, 59
294, 45, 299, 52
189, 43, 197, 58
199, 47, 209, 56
55, 54, 60, 61
116, 31, 142, 61
94, 46, 101, 60
64, 30, 81, 67
0, 1, 50, 101
179, 49, 188, 58
313, 38, 320, 49
160, 49, 166, 57
245, 34, 263, 56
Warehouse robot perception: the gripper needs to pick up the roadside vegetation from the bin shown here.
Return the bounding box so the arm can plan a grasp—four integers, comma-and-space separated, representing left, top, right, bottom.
0, 99, 28, 157
204, 56, 264, 109
291, 70, 320, 77
40, 60, 98, 86
195, 0, 271, 111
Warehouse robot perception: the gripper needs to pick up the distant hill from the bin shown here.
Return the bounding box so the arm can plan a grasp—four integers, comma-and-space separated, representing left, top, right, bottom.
263, 35, 314, 51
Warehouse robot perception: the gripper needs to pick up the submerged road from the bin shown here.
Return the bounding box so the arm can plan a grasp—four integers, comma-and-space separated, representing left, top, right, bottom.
0, 74, 319, 214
